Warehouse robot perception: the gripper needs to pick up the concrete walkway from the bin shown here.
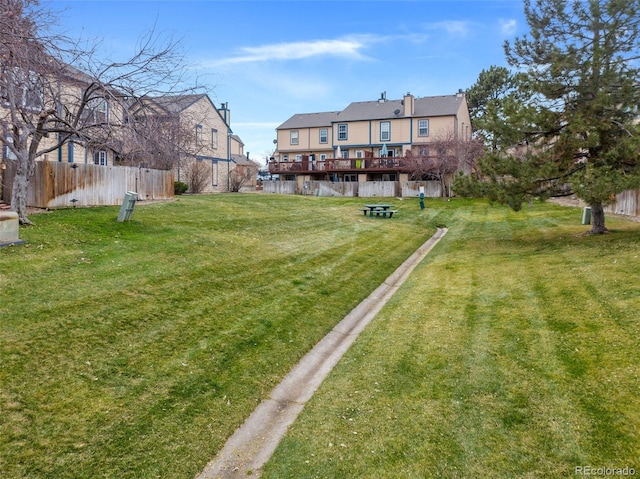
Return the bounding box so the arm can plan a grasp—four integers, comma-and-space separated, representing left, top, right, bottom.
195, 228, 448, 479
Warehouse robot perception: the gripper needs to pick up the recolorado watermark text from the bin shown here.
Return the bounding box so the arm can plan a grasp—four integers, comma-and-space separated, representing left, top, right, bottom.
575, 466, 635, 476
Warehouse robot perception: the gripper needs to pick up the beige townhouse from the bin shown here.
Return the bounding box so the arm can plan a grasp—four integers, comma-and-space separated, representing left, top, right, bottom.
1, 62, 121, 167
271, 91, 472, 184
130, 94, 229, 192
106, 93, 253, 193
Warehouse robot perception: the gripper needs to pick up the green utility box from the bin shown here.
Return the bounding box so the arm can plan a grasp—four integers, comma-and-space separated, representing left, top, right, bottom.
0, 211, 23, 246
117, 191, 138, 222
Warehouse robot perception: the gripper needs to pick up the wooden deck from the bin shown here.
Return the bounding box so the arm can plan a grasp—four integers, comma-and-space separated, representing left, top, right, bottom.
268, 157, 412, 175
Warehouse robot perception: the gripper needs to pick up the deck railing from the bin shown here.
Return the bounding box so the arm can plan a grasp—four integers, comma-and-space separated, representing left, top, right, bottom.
268, 157, 410, 173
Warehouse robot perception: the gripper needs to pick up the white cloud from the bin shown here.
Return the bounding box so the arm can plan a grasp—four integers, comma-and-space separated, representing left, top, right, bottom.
206, 36, 373, 67
264, 72, 334, 100
500, 19, 517, 36
428, 20, 471, 36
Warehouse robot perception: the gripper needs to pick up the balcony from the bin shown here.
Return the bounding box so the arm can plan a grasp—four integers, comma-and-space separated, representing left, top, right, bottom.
268, 157, 411, 174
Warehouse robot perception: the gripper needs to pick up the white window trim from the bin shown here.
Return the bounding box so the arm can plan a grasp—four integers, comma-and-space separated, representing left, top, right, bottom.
418, 119, 429, 137
84, 97, 108, 124
3, 136, 17, 160
211, 128, 218, 149
337, 123, 348, 141
290, 130, 299, 145
380, 121, 390, 142
196, 124, 203, 146
319, 129, 328, 144
1, 68, 44, 111
93, 150, 108, 166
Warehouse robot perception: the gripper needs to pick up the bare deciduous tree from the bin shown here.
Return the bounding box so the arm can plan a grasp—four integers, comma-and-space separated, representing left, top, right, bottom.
182, 159, 210, 194
0, 0, 198, 224
117, 108, 194, 170
229, 161, 259, 192
404, 132, 483, 198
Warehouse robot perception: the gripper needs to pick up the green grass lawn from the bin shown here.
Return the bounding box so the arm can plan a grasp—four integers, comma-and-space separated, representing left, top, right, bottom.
0, 194, 434, 478
262, 200, 640, 478
2, 195, 639, 478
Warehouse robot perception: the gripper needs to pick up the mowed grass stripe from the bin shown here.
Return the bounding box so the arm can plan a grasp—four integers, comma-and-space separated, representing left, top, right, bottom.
0, 194, 434, 478
262, 200, 640, 479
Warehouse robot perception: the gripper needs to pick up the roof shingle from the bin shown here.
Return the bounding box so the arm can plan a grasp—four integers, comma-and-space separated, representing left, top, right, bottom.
277, 94, 465, 129
277, 111, 341, 130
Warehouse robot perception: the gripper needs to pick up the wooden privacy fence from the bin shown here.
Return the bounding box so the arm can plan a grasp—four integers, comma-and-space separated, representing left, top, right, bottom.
2, 160, 174, 208
358, 181, 398, 198
305, 181, 359, 197
263, 181, 297, 195
605, 189, 640, 218
402, 181, 443, 198
263, 180, 443, 198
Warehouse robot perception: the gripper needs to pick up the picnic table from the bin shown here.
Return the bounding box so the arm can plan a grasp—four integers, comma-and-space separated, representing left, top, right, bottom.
359, 204, 398, 218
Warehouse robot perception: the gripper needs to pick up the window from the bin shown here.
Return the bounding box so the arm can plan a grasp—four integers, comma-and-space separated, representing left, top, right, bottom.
1, 68, 44, 111
337, 123, 348, 141
295, 154, 302, 161
196, 124, 203, 146
23, 71, 43, 111
93, 150, 107, 166
211, 159, 219, 186
419, 147, 430, 157
83, 97, 108, 125
3, 136, 17, 160
282, 154, 289, 161
380, 121, 390, 141
319, 154, 326, 161
211, 128, 218, 149
290, 130, 299, 145
355, 150, 364, 158
344, 174, 357, 182
319, 129, 328, 144
418, 119, 429, 137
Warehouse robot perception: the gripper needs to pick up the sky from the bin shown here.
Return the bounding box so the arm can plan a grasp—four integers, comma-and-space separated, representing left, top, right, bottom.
45, 0, 527, 164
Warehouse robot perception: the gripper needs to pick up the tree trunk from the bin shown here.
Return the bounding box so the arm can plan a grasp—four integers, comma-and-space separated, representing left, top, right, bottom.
439, 175, 447, 199
10, 156, 34, 225
589, 201, 608, 234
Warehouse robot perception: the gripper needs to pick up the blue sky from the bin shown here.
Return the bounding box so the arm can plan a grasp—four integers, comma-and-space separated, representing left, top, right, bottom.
47, 0, 526, 164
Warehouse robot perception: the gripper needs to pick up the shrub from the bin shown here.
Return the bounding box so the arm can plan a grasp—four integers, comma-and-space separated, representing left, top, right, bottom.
174, 181, 188, 195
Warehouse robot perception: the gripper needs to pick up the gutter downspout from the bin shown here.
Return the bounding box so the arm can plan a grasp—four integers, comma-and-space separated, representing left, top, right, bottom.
227, 131, 232, 192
